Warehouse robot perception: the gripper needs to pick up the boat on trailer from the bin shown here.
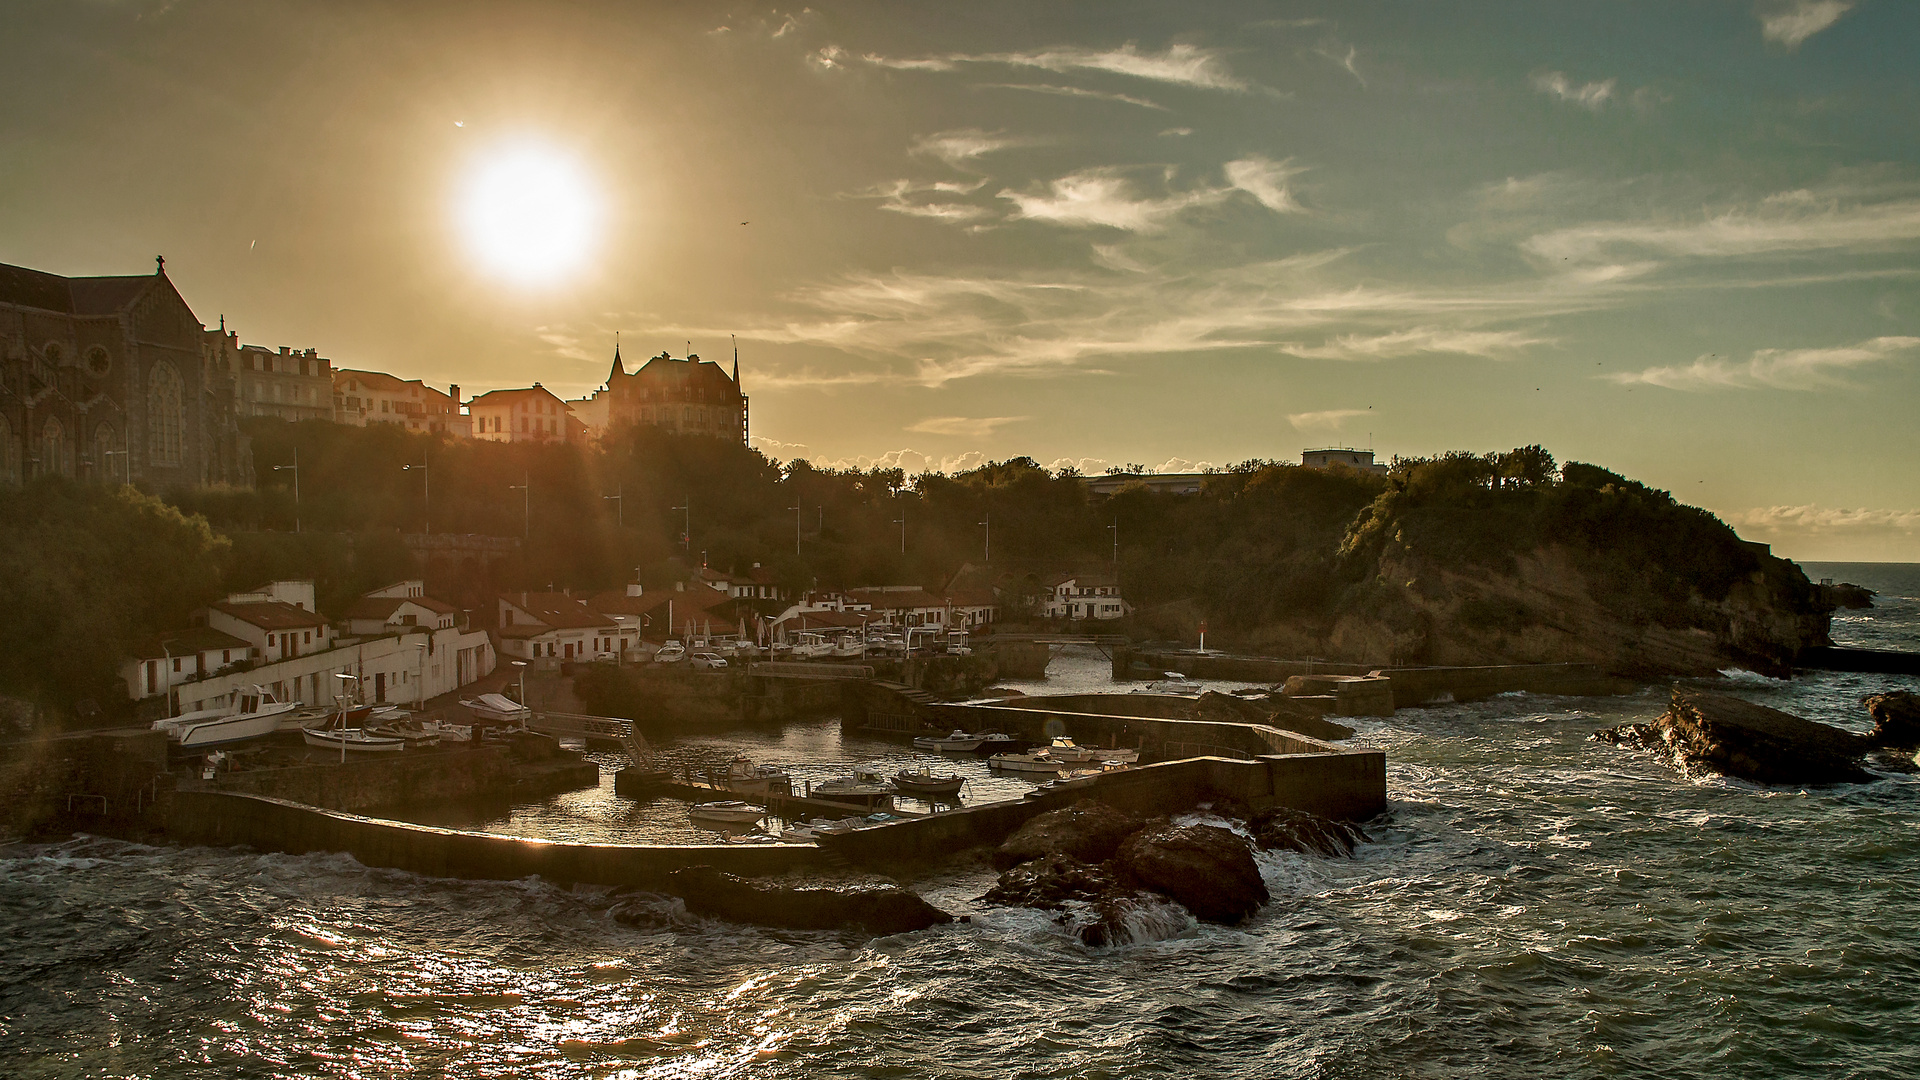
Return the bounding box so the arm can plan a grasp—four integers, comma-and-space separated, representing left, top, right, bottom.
152, 687, 300, 749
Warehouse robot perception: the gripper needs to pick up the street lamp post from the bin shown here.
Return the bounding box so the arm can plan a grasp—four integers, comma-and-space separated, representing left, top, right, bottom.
789, 503, 802, 555
893, 501, 907, 555
604, 482, 622, 528
508, 471, 529, 539
671, 499, 690, 552
979, 510, 990, 563
103, 430, 131, 486
272, 447, 300, 533
403, 454, 429, 534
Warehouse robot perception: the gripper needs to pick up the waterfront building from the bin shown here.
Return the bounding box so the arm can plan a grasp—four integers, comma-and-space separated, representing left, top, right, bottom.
332, 368, 464, 435
1301, 447, 1388, 475
573, 345, 748, 444
847, 586, 953, 628
1038, 572, 1128, 621
587, 581, 735, 642
0, 258, 250, 487
496, 591, 638, 663
124, 578, 495, 711
467, 384, 580, 443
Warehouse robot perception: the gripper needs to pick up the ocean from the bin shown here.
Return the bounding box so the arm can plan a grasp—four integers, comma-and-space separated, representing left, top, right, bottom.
4, 564, 1917, 1078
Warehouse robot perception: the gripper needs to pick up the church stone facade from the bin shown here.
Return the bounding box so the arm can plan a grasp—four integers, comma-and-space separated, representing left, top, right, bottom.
0, 259, 250, 488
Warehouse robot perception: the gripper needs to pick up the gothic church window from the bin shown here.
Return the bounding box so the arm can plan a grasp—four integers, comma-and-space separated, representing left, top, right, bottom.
41, 417, 71, 477
147, 360, 186, 467
85, 346, 111, 378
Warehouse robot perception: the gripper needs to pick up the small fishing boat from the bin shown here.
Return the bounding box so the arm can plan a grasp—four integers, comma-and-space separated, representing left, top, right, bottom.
366, 717, 445, 748
892, 769, 966, 798
811, 771, 897, 811
1137, 672, 1205, 695
1042, 737, 1102, 763
967, 733, 1019, 755
988, 750, 1063, 775
152, 687, 300, 749
688, 801, 765, 825
302, 724, 407, 752
719, 757, 792, 796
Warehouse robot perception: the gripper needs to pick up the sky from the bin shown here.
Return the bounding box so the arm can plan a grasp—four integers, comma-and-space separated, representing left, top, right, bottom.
2, 0, 1917, 560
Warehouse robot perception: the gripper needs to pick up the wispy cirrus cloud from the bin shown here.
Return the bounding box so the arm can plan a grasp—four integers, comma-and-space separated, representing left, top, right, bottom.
906, 415, 1030, 437
1287, 408, 1368, 431
1281, 328, 1551, 361
1727, 504, 1920, 534
860, 42, 1251, 92
1522, 192, 1920, 265
1532, 71, 1616, 110
909, 129, 1035, 169
1609, 336, 1920, 391
997, 158, 1308, 232
975, 83, 1168, 111
1759, 1, 1856, 49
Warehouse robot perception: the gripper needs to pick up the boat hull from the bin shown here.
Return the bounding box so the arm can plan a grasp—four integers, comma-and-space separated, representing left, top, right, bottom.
893, 774, 965, 797
989, 754, 1062, 774
171, 706, 298, 749
302, 727, 407, 752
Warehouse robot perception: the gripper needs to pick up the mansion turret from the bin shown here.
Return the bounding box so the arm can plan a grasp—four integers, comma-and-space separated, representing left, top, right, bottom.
577, 346, 748, 444
0, 259, 250, 487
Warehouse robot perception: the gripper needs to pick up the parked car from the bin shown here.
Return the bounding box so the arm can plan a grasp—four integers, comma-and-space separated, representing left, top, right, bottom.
689, 651, 728, 669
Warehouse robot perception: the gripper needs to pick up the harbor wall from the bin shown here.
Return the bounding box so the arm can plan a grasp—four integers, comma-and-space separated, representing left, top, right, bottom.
166, 790, 824, 885
1375, 663, 1633, 706
0, 728, 172, 839
189, 736, 597, 816
1117, 647, 1373, 682
924, 700, 1337, 761
817, 749, 1386, 866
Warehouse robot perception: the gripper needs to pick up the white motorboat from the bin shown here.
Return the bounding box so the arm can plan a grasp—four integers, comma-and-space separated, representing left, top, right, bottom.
152, 687, 300, 749
1042, 737, 1102, 763
652, 641, 686, 664
788, 632, 835, 659
461, 692, 531, 727
688, 801, 765, 825
1137, 672, 1206, 695
912, 729, 986, 752
811, 771, 896, 810
718, 756, 792, 796
989, 751, 1063, 775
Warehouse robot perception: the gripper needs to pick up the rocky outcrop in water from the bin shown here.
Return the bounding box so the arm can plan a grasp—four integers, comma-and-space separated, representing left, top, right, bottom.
661, 866, 954, 934
984, 853, 1128, 909
991, 801, 1144, 871
1865, 691, 1920, 750
1816, 582, 1876, 610
1247, 806, 1370, 857
1112, 821, 1270, 924
1594, 689, 1871, 786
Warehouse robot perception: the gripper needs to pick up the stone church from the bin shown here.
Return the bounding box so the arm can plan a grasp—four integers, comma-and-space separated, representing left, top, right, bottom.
0, 258, 250, 487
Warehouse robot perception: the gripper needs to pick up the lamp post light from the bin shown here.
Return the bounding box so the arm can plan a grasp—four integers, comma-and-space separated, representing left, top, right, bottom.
403, 454, 429, 534
604, 482, 622, 528
979, 510, 990, 563
508, 471, 529, 539
671, 499, 690, 553
273, 447, 300, 533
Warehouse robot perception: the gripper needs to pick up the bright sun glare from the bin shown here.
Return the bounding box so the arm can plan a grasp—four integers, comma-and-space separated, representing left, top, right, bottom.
457, 144, 600, 284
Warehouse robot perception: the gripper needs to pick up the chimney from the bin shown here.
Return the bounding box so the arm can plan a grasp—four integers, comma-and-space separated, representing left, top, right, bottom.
449, 383, 461, 408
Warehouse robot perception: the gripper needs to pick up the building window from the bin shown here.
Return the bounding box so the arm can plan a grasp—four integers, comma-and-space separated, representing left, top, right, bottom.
146, 360, 186, 467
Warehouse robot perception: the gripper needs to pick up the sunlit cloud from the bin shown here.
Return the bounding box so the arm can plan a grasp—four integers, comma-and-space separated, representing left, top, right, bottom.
1315, 42, 1365, 87
1758, 1, 1855, 49
1727, 504, 1920, 534
862, 42, 1251, 92
1523, 193, 1920, 264
1287, 408, 1369, 430
863, 179, 995, 223
1532, 71, 1616, 110
906, 415, 1030, 437
975, 83, 1169, 111
999, 169, 1227, 231
909, 129, 1035, 168
1281, 327, 1550, 360
1224, 156, 1308, 213
1609, 336, 1920, 391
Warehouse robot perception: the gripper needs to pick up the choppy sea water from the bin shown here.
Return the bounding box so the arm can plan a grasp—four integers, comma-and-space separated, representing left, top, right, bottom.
5, 565, 1918, 1078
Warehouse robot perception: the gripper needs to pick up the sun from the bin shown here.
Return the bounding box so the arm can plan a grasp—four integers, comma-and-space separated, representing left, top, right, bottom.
457, 143, 601, 285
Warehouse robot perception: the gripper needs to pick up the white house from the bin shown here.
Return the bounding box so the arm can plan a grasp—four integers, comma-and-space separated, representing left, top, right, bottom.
125, 626, 254, 702
496, 591, 638, 664
343, 581, 460, 637
847, 586, 951, 627
1040, 573, 1129, 621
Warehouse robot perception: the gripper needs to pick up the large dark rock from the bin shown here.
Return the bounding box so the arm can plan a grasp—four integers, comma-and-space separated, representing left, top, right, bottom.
1248, 806, 1369, 858
982, 853, 1127, 910
1816, 582, 1876, 610
992, 800, 1144, 871
1594, 689, 1871, 786
664, 866, 954, 934
1112, 821, 1270, 924
1865, 691, 1920, 750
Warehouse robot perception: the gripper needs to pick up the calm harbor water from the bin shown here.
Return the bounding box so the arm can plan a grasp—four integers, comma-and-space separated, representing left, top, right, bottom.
4, 564, 1917, 1078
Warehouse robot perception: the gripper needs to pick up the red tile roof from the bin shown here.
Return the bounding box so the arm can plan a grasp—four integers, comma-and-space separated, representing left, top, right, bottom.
211, 601, 329, 630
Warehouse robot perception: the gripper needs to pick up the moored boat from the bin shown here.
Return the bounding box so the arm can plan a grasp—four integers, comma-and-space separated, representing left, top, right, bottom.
461, 692, 531, 727
892, 769, 966, 797
302, 725, 407, 752
988, 750, 1063, 774
718, 756, 792, 796
689, 801, 765, 825
811, 770, 897, 811
912, 728, 986, 752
